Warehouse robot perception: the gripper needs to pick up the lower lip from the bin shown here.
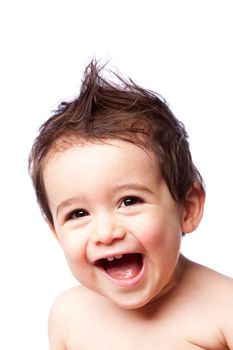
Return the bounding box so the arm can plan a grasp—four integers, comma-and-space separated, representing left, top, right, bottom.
98, 256, 146, 287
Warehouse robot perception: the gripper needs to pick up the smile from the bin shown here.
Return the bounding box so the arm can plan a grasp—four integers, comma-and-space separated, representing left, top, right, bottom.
95, 253, 145, 286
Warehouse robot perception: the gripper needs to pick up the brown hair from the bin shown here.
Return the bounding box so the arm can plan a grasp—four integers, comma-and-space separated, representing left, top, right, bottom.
29, 60, 204, 226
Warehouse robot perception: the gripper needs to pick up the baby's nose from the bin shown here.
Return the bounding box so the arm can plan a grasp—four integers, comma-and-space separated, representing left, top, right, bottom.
91, 215, 126, 245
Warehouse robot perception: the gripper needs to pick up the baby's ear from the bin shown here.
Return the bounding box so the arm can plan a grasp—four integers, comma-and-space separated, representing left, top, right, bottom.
46, 219, 59, 240
181, 183, 205, 234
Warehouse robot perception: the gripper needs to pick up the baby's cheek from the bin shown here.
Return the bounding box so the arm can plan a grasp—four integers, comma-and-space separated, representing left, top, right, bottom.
132, 213, 164, 245
60, 234, 86, 264
142, 222, 166, 247
61, 236, 92, 283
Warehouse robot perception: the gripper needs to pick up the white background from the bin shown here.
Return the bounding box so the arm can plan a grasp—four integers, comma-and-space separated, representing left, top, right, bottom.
0, 1, 233, 349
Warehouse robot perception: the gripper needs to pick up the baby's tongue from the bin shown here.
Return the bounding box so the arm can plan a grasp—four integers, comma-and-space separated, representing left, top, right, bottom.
104, 254, 142, 280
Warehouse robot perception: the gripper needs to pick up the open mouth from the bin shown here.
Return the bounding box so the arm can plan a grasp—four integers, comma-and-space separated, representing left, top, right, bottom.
95, 253, 143, 280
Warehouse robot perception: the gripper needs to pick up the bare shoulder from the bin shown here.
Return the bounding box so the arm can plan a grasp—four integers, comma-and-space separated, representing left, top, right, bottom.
182, 257, 233, 348
199, 263, 233, 347
185, 257, 233, 296
48, 286, 103, 349
49, 285, 102, 325
49, 286, 83, 324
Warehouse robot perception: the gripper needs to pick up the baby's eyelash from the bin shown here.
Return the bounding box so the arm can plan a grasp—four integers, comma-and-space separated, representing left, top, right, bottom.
120, 196, 143, 207
66, 209, 89, 220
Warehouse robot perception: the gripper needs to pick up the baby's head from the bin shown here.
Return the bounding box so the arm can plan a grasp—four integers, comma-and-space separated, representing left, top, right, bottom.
29, 60, 206, 309
29, 60, 204, 228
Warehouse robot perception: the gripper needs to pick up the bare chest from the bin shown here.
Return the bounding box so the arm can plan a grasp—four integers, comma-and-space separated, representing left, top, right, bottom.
67, 338, 222, 350
66, 325, 226, 350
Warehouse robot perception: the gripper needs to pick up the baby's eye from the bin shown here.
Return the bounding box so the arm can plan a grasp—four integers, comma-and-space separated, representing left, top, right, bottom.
120, 196, 143, 207
67, 209, 89, 220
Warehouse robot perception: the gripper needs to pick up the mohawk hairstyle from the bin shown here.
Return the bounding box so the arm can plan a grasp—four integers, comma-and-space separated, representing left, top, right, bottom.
29, 59, 204, 225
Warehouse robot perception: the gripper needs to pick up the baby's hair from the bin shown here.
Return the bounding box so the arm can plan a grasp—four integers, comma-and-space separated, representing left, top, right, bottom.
29, 59, 204, 226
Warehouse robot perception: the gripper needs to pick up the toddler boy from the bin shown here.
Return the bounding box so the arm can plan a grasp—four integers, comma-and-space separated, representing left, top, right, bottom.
29, 61, 233, 349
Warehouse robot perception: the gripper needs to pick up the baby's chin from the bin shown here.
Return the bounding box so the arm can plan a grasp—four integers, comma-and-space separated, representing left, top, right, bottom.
97, 275, 180, 311
94, 286, 163, 311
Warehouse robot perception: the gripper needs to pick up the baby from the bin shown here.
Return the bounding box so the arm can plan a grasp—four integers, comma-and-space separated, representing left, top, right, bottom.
29, 61, 233, 349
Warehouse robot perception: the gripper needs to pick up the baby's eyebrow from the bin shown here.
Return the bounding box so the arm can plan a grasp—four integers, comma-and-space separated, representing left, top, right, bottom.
56, 196, 85, 217
109, 183, 154, 196
56, 183, 154, 217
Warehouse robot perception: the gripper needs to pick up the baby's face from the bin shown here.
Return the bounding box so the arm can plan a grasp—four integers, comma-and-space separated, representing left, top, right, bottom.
44, 139, 186, 309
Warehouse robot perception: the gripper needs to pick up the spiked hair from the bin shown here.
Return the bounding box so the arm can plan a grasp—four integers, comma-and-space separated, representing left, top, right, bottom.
29, 60, 204, 225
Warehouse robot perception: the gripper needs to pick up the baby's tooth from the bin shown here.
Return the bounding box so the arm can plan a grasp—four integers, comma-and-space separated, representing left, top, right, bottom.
107, 256, 114, 261
115, 255, 123, 259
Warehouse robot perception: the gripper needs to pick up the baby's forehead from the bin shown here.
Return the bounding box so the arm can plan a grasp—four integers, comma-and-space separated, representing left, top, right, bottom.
46, 134, 153, 158
44, 136, 160, 172
43, 139, 165, 208
42, 137, 164, 201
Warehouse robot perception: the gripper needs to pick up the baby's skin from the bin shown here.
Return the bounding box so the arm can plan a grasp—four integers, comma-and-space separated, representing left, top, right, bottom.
44, 140, 233, 349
